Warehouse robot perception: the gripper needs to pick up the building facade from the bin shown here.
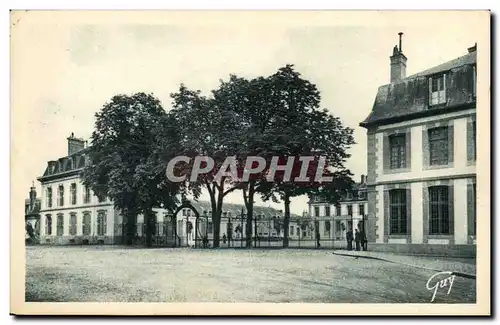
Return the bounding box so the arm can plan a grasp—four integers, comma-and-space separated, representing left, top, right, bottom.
308, 175, 368, 241
360, 35, 477, 255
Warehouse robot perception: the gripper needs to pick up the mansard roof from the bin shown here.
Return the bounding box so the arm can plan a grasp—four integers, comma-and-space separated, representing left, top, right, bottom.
360, 50, 476, 128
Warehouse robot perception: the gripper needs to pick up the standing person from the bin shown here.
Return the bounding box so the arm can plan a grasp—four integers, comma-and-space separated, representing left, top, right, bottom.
222, 233, 227, 245
355, 228, 361, 251
316, 229, 321, 248
346, 228, 353, 251
361, 229, 367, 251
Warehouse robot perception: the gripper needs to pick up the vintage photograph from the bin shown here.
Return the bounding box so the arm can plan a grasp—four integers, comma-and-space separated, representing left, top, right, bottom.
10, 10, 490, 315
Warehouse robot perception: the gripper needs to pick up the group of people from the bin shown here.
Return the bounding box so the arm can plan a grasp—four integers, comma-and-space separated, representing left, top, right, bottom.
346, 227, 367, 251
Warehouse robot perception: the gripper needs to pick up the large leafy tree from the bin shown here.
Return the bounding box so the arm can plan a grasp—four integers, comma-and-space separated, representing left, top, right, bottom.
81, 93, 183, 246
167, 85, 244, 248
213, 65, 355, 248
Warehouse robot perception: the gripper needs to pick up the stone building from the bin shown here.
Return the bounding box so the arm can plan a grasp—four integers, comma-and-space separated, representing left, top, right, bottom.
359, 34, 477, 256
308, 175, 368, 241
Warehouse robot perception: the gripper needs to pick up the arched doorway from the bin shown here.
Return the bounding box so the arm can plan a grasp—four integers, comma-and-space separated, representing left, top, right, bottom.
173, 200, 202, 248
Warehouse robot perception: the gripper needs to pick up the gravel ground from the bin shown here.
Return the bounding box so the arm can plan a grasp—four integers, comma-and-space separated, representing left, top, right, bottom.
25, 246, 476, 303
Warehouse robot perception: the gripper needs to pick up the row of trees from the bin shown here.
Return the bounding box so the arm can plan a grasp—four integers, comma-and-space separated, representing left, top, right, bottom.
81, 65, 356, 248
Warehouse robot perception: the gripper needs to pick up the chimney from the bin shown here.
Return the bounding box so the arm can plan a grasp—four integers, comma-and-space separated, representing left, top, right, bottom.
67, 133, 85, 155
360, 174, 366, 184
468, 43, 477, 53
390, 32, 407, 83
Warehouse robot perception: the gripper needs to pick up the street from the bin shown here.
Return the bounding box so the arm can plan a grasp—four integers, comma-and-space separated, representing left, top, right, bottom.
25, 246, 476, 303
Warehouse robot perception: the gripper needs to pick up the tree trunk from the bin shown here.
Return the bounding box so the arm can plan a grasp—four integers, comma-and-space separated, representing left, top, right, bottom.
145, 209, 154, 248
283, 193, 291, 248
245, 183, 255, 248
125, 208, 137, 246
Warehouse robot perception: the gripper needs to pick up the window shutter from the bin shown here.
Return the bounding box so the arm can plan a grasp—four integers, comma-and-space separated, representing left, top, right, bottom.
104, 214, 107, 235
405, 131, 411, 169
467, 183, 474, 237
448, 125, 454, 164
442, 73, 447, 102
467, 120, 476, 162
428, 77, 433, 105
422, 129, 429, 167
448, 185, 454, 235
406, 188, 412, 239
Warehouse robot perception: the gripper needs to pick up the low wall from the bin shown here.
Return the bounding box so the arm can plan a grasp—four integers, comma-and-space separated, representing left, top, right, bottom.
367, 243, 476, 258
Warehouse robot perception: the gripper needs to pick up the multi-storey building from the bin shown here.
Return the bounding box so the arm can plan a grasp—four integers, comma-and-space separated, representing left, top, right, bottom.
308, 175, 368, 241
37, 133, 119, 245
359, 34, 477, 256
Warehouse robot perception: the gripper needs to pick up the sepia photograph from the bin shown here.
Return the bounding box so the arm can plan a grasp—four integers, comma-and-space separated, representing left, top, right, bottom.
9, 10, 491, 316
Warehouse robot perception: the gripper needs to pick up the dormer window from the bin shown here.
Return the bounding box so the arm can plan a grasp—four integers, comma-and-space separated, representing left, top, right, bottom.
429, 74, 447, 106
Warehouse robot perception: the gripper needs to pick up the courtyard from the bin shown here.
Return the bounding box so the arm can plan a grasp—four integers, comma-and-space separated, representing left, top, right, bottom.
25, 246, 476, 303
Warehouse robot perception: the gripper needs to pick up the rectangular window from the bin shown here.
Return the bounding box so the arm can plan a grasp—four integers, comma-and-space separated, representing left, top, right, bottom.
389, 134, 406, 169
46, 187, 52, 208
324, 221, 331, 235
58, 185, 64, 207
336, 205, 341, 216
359, 204, 365, 216
45, 215, 52, 235
325, 206, 330, 216
69, 214, 77, 235
347, 205, 353, 216
429, 74, 446, 106
389, 190, 407, 235
56, 214, 64, 236
83, 186, 91, 204
83, 213, 91, 235
290, 226, 294, 236
97, 212, 107, 236
429, 186, 450, 235
70, 183, 77, 205
208, 221, 213, 233
429, 127, 449, 165
182, 209, 187, 216
314, 206, 320, 217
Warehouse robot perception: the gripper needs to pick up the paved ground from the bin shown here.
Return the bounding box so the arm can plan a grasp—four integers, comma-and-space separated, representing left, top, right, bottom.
25, 246, 476, 303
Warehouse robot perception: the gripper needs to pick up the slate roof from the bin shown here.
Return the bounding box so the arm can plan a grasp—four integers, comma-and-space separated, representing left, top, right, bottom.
360, 49, 477, 128
40, 147, 89, 180
186, 201, 301, 218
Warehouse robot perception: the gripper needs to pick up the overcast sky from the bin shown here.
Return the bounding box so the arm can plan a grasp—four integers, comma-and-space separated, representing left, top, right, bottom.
12, 11, 482, 214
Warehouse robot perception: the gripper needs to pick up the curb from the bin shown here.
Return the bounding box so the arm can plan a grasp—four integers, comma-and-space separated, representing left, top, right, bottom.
332, 251, 476, 280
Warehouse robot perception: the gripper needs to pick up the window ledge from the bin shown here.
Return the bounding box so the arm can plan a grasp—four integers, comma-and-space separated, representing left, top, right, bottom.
427, 234, 454, 239
384, 167, 411, 175
423, 163, 454, 170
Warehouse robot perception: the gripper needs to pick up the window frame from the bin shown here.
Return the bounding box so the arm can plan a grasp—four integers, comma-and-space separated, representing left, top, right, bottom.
347, 204, 353, 216
46, 187, 52, 208
389, 134, 407, 169
428, 126, 449, 166
70, 183, 77, 205
428, 186, 450, 235
359, 203, 365, 217
58, 185, 64, 207
429, 73, 447, 106
389, 189, 407, 235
